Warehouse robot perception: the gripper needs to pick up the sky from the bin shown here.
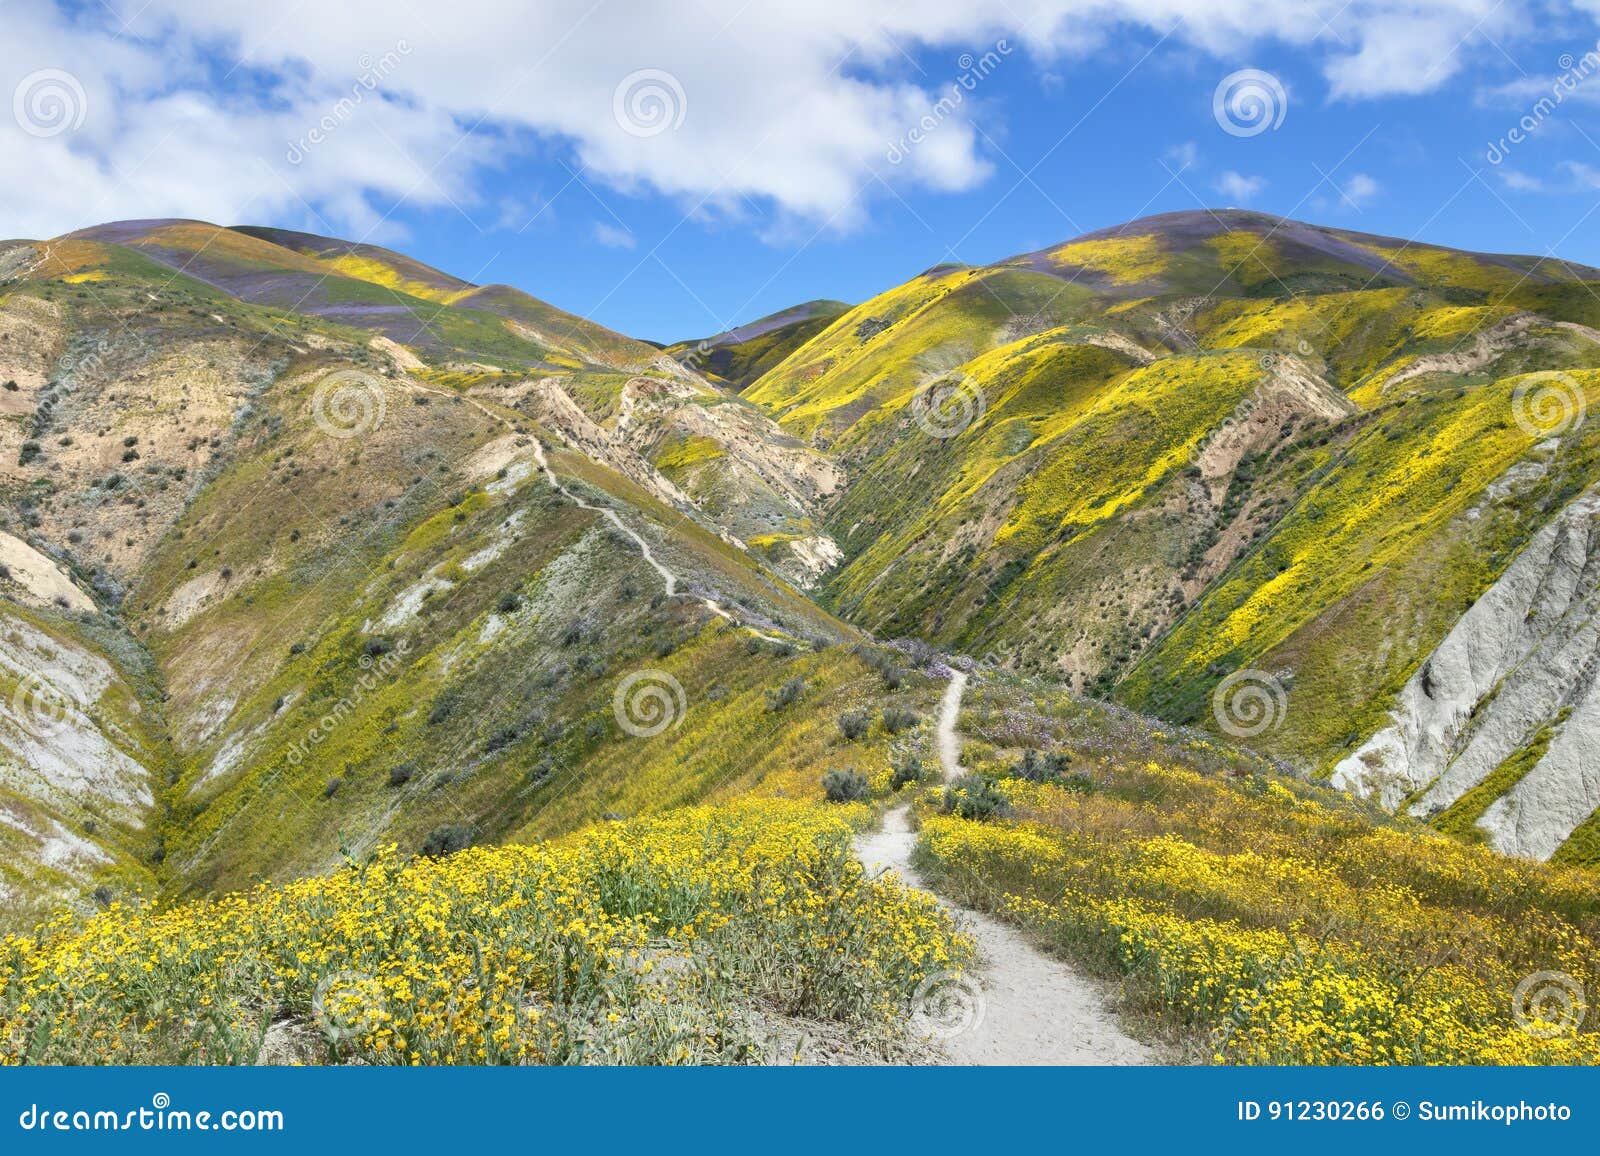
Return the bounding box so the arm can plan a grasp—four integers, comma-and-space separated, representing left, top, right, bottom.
5, 1, 1600, 342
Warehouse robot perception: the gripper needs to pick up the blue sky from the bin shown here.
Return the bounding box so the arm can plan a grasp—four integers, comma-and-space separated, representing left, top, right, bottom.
6, 1, 1600, 342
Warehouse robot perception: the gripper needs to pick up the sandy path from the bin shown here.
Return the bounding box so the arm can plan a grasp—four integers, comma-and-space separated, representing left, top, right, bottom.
855, 670, 1157, 1066
410, 376, 784, 644
935, 669, 968, 779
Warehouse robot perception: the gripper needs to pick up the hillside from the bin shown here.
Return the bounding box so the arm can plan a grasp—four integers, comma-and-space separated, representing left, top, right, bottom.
666, 300, 851, 390
4, 208, 1600, 1066
741, 209, 1600, 860
0, 220, 877, 914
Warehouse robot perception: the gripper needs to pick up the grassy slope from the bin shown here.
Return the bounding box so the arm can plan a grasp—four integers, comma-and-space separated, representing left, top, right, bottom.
746, 217, 1600, 801
666, 301, 851, 390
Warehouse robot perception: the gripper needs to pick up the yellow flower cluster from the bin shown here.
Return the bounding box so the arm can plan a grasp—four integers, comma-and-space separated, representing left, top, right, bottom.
917, 763, 1600, 1066
0, 801, 969, 1065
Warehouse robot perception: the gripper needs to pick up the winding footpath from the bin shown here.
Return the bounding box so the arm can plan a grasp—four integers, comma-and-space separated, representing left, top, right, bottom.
854, 669, 1157, 1065
413, 375, 784, 644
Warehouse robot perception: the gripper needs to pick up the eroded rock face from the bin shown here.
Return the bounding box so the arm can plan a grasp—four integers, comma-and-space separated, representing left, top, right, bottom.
0, 607, 156, 905
1332, 483, 1600, 858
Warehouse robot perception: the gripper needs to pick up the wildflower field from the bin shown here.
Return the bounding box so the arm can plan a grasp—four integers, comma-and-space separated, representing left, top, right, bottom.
0, 801, 970, 1065
915, 722, 1600, 1065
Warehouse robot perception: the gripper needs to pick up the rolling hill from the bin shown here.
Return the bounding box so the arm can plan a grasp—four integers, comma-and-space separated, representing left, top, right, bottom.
741, 209, 1600, 862
5, 206, 1600, 928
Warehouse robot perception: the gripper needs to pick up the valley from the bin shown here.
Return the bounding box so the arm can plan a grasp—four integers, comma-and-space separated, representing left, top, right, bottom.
3, 208, 1600, 1065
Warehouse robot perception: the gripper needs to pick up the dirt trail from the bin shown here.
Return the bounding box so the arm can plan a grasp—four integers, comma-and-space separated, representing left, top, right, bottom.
409, 374, 784, 644
855, 670, 1157, 1066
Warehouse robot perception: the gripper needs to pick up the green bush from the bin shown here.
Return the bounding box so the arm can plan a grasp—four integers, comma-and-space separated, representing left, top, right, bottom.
821, 768, 871, 803
1010, 748, 1071, 783
421, 824, 475, 857
941, 774, 1011, 821
881, 706, 920, 734
889, 753, 924, 791
837, 710, 870, 740
766, 677, 806, 712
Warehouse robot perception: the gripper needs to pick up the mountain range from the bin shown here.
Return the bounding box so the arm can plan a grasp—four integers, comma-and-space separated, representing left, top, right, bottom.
4, 206, 1600, 919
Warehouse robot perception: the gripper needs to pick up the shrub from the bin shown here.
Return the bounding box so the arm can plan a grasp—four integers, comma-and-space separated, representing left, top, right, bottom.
17, 441, 40, 465
822, 768, 871, 803
882, 705, 920, 734
1010, 749, 1071, 783
837, 710, 870, 740
766, 677, 805, 712
889, 753, 924, 791
941, 774, 1011, 821
428, 689, 458, 726
420, 824, 475, 858
484, 725, 520, 754
388, 762, 416, 788
497, 592, 522, 614
362, 637, 393, 658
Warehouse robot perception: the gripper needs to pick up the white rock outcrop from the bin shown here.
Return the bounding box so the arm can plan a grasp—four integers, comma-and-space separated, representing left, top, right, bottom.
1331, 484, 1600, 858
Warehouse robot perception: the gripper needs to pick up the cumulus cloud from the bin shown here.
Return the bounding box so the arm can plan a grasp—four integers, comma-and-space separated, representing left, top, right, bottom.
1215, 171, 1267, 202
592, 221, 636, 248
0, 0, 1583, 239
1342, 172, 1381, 206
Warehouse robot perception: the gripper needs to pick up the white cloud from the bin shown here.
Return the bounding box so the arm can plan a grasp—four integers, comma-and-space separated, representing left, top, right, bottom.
1215, 170, 1266, 201
592, 221, 636, 248
1499, 169, 1544, 191
1165, 141, 1200, 171
1342, 172, 1381, 206
1563, 160, 1600, 187
0, 0, 1584, 238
